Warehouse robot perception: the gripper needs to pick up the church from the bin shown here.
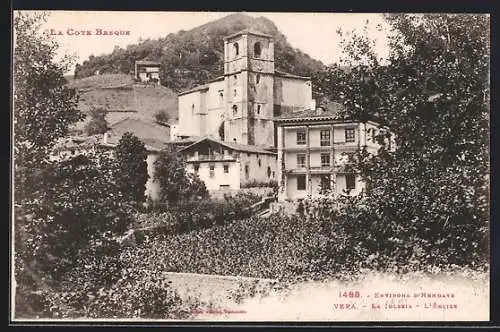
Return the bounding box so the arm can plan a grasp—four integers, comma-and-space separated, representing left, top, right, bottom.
177, 29, 316, 148
176, 28, 392, 198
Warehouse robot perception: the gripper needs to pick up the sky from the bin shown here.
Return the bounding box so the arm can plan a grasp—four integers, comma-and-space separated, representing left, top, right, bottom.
31, 11, 392, 73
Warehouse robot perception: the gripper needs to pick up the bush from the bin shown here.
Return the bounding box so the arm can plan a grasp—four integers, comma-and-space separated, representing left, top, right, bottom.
122, 190, 489, 284
241, 180, 278, 189
121, 212, 335, 282
134, 192, 263, 235
38, 269, 194, 319
154, 147, 209, 206
17, 152, 134, 283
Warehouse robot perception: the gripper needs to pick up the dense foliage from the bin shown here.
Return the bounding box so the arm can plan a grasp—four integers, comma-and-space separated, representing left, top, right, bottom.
153, 147, 209, 206
115, 132, 148, 205
36, 269, 194, 319
13, 12, 84, 202
73, 13, 324, 92
13, 13, 188, 319
136, 192, 264, 233
311, 14, 489, 269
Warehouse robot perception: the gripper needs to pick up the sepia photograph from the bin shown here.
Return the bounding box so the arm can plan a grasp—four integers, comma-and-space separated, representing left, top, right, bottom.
11, 10, 490, 322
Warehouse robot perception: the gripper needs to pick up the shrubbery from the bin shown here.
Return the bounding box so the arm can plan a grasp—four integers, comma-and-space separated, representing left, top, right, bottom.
240, 180, 278, 189
123, 187, 489, 284
38, 269, 193, 319
135, 192, 263, 234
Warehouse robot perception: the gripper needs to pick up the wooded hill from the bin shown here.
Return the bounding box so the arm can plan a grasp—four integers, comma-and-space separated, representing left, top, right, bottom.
74, 13, 325, 93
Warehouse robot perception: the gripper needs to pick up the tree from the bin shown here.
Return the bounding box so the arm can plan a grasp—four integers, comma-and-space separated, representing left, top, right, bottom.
312, 14, 489, 269
115, 132, 148, 205
13, 12, 135, 318
154, 146, 208, 207
14, 12, 84, 201
85, 107, 109, 136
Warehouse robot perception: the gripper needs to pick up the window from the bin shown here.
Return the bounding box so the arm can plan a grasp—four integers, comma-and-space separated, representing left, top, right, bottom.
256, 105, 261, 115
267, 166, 271, 178
233, 138, 237, 142
256, 74, 260, 84
320, 129, 331, 146
209, 165, 215, 178
223, 164, 229, 173
245, 164, 249, 179
220, 184, 230, 189
346, 173, 356, 190
232, 105, 238, 116
345, 128, 355, 143
297, 175, 306, 190
258, 159, 262, 167
191, 104, 195, 116
296, 130, 306, 145
321, 153, 330, 167
233, 42, 239, 56
193, 163, 199, 173
254, 42, 261, 58
219, 91, 224, 104
233, 74, 237, 83
297, 154, 306, 168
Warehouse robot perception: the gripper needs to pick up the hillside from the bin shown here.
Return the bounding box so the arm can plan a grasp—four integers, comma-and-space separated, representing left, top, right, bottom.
67, 74, 178, 133
74, 13, 325, 93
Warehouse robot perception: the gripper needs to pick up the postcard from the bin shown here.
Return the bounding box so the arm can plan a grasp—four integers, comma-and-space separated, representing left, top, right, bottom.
11, 10, 490, 323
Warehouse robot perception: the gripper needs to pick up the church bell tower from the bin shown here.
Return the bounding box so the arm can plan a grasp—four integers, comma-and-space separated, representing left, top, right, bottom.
223, 30, 275, 147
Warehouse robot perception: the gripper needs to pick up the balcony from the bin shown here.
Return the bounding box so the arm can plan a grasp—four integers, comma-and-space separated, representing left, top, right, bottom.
282, 141, 359, 152
285, 163, 355, 174
186, 154, 237, 162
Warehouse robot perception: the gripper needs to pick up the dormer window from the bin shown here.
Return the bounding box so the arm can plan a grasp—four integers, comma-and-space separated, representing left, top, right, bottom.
254, 42, 261, 58
233, 42, 239, 57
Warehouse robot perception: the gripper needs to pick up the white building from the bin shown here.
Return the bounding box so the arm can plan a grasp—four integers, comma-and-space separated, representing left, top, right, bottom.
135, 60, 161, 83
177, 29, 314, 148
178, 136, 277, 191
275, 103, 395, 201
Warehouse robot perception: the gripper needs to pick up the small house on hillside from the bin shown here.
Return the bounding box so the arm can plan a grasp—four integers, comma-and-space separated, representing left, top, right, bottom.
134, 60, 161, 83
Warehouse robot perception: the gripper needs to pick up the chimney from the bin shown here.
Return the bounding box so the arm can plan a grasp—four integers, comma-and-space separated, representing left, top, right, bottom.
310, 99, 316, 111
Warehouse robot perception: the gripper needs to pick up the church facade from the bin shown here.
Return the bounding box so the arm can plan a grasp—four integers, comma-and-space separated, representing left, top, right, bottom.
177, 29, 315, 148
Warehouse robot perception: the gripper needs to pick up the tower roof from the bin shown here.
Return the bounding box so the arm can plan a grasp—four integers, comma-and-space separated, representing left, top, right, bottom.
223, 28, 274, 41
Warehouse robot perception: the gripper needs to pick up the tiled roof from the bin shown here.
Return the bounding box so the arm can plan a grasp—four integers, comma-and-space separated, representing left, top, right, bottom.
105, 135, 167, 152
274, 102, 345, 121
274, 70, 310, 80
109, 117, 171, 143
136, 60, 161, 66
178, 84, 210, 96
179, 136, 276, 155
223, 28, 274, 40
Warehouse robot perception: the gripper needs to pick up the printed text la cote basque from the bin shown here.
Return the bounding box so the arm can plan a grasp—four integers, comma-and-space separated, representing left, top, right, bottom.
48, 29, 130, 36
